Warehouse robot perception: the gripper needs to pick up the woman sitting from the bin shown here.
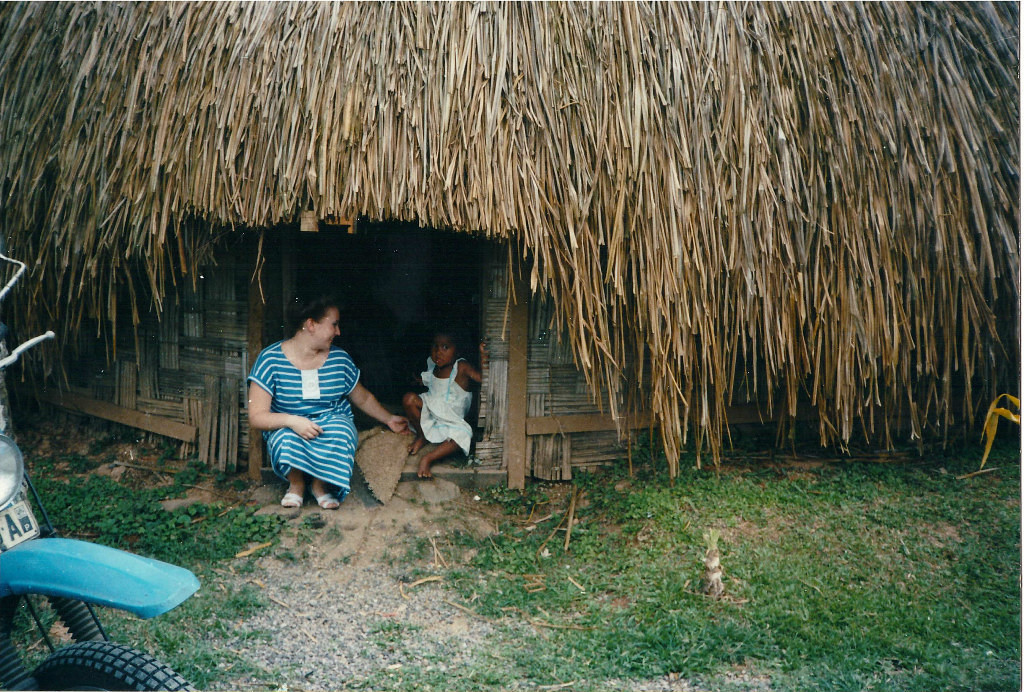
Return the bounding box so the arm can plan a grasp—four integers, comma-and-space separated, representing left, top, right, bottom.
247, 295, 408, 509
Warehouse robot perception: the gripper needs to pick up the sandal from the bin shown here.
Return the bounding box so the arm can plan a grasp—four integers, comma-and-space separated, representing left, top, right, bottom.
314, 491, 340, 510
280, 492, 303, 508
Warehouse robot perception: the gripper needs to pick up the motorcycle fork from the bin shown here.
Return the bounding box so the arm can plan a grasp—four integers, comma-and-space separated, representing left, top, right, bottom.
0, 594, 108, 689
0, 596, 33, 690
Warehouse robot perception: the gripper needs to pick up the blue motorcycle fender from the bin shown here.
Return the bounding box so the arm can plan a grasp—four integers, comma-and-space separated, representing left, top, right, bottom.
0, 537, 200, 619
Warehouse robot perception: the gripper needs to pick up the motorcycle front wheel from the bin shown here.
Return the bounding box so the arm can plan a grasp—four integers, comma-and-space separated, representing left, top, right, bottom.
30, 641, 193, 691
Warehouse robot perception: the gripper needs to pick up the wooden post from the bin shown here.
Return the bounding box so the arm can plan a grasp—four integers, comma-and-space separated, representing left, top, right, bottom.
246, 236, 265, 480
505, 269, 529, 490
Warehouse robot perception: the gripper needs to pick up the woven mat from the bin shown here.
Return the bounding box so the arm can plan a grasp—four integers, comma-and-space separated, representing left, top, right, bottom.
355, 427, 411, 503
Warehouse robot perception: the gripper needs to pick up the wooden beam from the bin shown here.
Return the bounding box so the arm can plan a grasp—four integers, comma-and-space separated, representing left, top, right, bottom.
247, 236, 266, 480
504, 271, 529, 490
526, 412, 653, 436
37, 390, 197, 442
524, 404, 816, 437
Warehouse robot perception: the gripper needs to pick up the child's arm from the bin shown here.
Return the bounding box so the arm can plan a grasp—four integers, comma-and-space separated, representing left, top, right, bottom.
455, 341, 487, 387
457, 360, 483, 385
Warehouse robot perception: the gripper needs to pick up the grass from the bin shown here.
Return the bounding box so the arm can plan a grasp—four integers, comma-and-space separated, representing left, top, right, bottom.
13, 435, 288, 689
10, 426, 1021, 691
419, 436, 1021, 692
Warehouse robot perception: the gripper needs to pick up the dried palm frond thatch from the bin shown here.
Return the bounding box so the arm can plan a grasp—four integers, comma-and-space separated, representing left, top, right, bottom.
0, 2, 1018, 474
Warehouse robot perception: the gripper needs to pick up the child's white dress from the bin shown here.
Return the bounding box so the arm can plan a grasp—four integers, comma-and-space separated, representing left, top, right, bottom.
418, 357, 473, 455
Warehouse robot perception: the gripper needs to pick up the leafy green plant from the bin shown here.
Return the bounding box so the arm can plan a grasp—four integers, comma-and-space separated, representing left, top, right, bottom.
62, 452, 95, 473
29, 473, 283, 566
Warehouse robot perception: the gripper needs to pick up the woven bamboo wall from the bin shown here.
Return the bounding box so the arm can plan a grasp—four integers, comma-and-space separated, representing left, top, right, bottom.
475, 255, 626, 479
60, 252, 250, 473
52, 237, 624, 480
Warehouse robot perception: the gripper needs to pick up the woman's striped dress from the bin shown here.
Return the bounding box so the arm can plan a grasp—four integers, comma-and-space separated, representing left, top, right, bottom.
247, 341, 361, 499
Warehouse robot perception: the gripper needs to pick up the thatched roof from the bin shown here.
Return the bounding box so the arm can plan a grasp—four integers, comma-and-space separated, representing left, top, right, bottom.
0, 2, 1018, 472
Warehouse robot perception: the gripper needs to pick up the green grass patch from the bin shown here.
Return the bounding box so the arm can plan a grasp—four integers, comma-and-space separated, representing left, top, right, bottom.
16, 452, 286, 688
13, 430, 1020, 691
438, 439, 1021, 691
28, 472, 283, 565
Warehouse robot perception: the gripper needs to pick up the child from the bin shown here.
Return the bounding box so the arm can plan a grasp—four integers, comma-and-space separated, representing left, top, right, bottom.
402, 329, 486, 478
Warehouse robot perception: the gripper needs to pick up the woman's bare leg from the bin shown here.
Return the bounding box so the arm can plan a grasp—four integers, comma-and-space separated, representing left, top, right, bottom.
418, 439, 459, 478
286, 468, 306, 496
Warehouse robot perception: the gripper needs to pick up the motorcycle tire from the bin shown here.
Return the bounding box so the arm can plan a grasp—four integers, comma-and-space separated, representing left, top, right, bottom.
30, 641, 194, 691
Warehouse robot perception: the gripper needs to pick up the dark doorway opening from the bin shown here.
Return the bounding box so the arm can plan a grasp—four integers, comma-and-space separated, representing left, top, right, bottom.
292, 221, 486, 411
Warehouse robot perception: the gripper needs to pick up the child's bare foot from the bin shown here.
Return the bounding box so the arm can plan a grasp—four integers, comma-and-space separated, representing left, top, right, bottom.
407, 436, 426, 456
417, 440, 459, 478
417, 456, 434, 478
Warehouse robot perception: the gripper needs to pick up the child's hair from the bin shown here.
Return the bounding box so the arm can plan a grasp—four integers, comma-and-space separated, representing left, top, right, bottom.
433, 325, 466, 351
286, 293, 340, 334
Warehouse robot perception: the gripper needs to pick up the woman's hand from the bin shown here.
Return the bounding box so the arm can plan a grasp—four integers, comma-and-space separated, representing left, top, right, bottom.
350, 383, 410, 434
288, 415, 323, 440
385, 415, 411, 434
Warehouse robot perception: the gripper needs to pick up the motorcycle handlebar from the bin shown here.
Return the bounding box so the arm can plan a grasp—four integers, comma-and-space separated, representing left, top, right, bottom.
0, 331, 55, 370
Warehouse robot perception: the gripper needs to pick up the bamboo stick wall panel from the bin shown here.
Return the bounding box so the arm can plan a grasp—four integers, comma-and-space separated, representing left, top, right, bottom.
476, 251, 632, 475
58, 257, 251, 470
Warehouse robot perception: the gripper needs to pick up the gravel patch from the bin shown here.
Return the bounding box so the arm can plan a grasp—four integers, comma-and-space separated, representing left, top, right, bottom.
213, 560, 496, 689
207, 476, 502, 690
206, 477, 766, 692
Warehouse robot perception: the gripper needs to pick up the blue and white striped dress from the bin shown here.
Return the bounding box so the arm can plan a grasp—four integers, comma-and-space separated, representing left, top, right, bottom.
247, 341, 361, 499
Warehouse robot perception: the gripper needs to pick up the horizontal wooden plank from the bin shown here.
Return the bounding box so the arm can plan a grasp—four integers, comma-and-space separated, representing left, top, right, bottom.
527, 412, 652, 436
36, 390, 197, 442
526, 404, 819, 437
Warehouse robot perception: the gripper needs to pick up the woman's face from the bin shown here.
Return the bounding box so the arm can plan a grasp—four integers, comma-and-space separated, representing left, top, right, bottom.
430, 334, 457, 368
305, 307, 340, 347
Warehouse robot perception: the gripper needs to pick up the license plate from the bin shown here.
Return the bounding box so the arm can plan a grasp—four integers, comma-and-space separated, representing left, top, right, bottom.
0, 488, 39, 551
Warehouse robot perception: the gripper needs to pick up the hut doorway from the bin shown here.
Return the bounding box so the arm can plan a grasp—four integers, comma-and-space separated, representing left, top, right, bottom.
280, 221, 486, 413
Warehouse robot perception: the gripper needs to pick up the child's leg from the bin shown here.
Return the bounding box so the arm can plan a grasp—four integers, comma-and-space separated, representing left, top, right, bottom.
402, 392, 427, 454
417, 439, 459, 478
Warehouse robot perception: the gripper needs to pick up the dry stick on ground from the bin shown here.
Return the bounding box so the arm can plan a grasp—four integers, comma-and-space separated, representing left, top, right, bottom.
536, 493, 574, 560
443, 599, 497, 624
956, 468, 1001, 480
503, 607, 593, 631
429, 536, 449, 568
399, 576, 443, 600
234, 541, 273, 559
562, 488, 582, 552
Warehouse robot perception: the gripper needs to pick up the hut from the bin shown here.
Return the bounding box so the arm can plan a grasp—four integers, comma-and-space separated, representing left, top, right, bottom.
0, 2, 1017, 487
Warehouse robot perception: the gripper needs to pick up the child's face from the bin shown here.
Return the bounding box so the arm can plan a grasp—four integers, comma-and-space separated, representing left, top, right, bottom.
430, 334, 457, 368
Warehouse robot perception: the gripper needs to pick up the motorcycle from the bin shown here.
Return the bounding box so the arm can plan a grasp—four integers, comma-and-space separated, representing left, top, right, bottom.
0, 252, 200, 690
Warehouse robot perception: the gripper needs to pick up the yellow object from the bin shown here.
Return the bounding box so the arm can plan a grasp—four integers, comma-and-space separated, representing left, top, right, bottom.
980, 394, 1020, 469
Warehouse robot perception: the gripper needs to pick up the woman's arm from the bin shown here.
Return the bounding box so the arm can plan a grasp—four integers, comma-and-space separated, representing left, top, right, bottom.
247, 382, 324, 439
349, 382, 410, 433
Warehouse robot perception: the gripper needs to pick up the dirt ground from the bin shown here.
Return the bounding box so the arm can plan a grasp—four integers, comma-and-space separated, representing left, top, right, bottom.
14, 417, 506, 562
12, 418, 763, 691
